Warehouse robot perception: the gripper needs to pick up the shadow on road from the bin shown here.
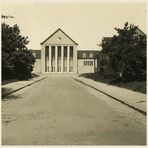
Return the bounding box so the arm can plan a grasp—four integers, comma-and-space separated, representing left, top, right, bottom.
2, 93, 21, 101
2, 88, 13, 97
2, 88, 22, 101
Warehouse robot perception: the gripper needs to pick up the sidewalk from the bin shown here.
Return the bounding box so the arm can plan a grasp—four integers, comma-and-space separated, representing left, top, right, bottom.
2, 75, 47, 98
73, 76, 146, 115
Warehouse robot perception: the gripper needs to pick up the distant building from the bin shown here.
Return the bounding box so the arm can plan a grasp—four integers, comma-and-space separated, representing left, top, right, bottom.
77, 50, 99, 73
32, 28, 99, 74
32, 50, 41, 73
135, 28, 146, 36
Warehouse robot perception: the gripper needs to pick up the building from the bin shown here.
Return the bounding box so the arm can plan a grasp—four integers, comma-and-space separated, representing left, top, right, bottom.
77, 50, 98, 73
33, 28, 99, 74
40, 28, 78, 74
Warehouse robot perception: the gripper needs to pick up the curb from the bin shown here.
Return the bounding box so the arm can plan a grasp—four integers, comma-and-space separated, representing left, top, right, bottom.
73, 77, 146, 116
2, 76, 47, 98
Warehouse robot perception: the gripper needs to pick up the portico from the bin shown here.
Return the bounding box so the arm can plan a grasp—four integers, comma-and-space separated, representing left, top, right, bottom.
40, 28, 78, 73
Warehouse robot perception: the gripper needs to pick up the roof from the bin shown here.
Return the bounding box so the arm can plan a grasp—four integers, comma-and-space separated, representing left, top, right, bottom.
77, 50, 100, 59
135, 28, 146, 36
32, 50, 41, 59
40, 28, 78, 45
102, 37, 112, 42
102, 28, 146, 44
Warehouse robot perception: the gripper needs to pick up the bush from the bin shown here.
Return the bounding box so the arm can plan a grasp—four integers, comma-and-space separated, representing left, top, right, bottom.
13, 49, 35, 80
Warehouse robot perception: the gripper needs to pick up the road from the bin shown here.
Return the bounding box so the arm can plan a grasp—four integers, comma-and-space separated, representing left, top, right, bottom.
2, 76, 146, 145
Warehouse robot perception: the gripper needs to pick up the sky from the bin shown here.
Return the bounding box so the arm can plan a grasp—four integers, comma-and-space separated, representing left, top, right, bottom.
2, 1, 147, 50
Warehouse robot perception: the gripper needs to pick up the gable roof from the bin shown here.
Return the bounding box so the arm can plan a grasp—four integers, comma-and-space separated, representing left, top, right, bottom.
135, 28, 146, 36
102, 37, 112, 42
102, 28, 146, 43
78, 50, 100, 59
40, 28, 78, 45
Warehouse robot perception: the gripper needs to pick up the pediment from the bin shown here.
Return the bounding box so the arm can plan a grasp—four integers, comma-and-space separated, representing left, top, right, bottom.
41, 28, 78, 45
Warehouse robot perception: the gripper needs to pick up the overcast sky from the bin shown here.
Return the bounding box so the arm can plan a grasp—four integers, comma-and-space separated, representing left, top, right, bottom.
2, 1, 146, 50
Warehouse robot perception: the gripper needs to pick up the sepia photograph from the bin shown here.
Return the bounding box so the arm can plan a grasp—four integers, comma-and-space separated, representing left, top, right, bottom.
1, 0, 147, 146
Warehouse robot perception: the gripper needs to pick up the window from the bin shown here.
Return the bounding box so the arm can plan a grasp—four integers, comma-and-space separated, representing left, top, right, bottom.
64, 46, 67, 57
45, 46, 49, 72
58, 37, 61, 41
45, 46, 49, 58
90, 61, 93, 65
58, 46, 61, 57
84, 61, 93, 66
82, 52, 86, 58
89, 53, 93, 58
33, 52, 36, 58
51, 46, 55, 72
70, 46, 73, 57
51, 46, 55, 57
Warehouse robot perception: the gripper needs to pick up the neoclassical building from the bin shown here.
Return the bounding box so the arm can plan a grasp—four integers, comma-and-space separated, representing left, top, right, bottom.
33, 28, 99, 74
40, 28, 78, 73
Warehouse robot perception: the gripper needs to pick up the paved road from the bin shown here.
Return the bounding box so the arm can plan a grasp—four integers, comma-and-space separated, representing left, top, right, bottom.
2, 76, 146, 145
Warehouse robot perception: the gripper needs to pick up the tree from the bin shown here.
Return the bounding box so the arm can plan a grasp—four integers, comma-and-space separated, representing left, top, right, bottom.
12, 49, 35, 79
2, 22, 35, 79
98, 22, 146, 81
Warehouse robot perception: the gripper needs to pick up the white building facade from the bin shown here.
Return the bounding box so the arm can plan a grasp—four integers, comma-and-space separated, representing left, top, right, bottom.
77, 50, 98, 73
33, 28, 99, 74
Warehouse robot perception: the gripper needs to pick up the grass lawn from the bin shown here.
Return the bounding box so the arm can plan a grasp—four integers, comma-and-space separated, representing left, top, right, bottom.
114, 81, 146, 94
79, 73, 146, 94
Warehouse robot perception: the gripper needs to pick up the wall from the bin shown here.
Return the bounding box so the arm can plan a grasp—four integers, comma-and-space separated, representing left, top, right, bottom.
78, 59, 95, 74
32, 59, 41, 74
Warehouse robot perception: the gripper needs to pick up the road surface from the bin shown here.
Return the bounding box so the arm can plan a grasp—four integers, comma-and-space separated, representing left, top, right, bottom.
2, 76, 146, 145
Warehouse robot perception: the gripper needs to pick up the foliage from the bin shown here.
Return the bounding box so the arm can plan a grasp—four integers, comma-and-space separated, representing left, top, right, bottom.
13, 49, 35, 79
97, 52, 116, 79
2, 22, 35, 80
98, 22, 146, 81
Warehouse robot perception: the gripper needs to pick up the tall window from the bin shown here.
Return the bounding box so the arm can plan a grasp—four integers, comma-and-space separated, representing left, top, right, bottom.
70, 46, 73, 57
63, 46, 67, 72
64, 46, 67, 57
57, 46, 61, 72
51, 46, 55, 57
69, 46, 73, 72
51, 46, 55, 72
58, 46, 61, 57
45, 46, 49, 72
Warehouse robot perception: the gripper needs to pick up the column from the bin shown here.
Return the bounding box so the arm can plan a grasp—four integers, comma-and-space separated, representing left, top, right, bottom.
55, 46, 58, 72
61, 46, 64, 72
49, 46, 51, 72
67, 46, 70, 72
